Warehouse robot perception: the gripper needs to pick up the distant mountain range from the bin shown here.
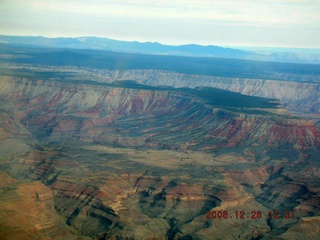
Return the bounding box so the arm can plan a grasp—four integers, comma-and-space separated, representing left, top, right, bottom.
0, 35, 319, 64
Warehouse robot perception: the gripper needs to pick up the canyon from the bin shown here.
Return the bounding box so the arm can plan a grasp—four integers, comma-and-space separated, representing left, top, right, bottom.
0, 44, 320, 239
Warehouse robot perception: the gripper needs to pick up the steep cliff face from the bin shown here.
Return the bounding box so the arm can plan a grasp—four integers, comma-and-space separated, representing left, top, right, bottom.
89, 69, 320, 117
1, 76, 319, 156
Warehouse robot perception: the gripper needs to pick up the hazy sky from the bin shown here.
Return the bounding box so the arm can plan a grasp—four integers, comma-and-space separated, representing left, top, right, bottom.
1, 0, 319, 48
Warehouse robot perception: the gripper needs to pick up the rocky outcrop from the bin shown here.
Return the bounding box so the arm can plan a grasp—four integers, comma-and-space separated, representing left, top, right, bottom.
0, 174, 86, 240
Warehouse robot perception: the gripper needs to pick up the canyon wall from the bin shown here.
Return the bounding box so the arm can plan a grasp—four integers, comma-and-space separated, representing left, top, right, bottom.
1, 76, 320, 155
90, 69, 320, 117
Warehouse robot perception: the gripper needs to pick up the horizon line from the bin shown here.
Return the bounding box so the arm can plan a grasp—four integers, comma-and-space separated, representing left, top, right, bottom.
1, 33, 320, 51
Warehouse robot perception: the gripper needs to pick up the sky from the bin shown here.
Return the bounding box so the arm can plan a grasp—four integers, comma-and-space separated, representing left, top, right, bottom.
1, 0, 320, 48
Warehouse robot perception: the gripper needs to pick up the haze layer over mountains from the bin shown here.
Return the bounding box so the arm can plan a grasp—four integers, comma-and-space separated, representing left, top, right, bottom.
1, 35, 320, 64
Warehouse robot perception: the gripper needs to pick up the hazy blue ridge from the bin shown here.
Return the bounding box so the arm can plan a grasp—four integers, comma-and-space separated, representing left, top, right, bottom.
1, 35, 319, 64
